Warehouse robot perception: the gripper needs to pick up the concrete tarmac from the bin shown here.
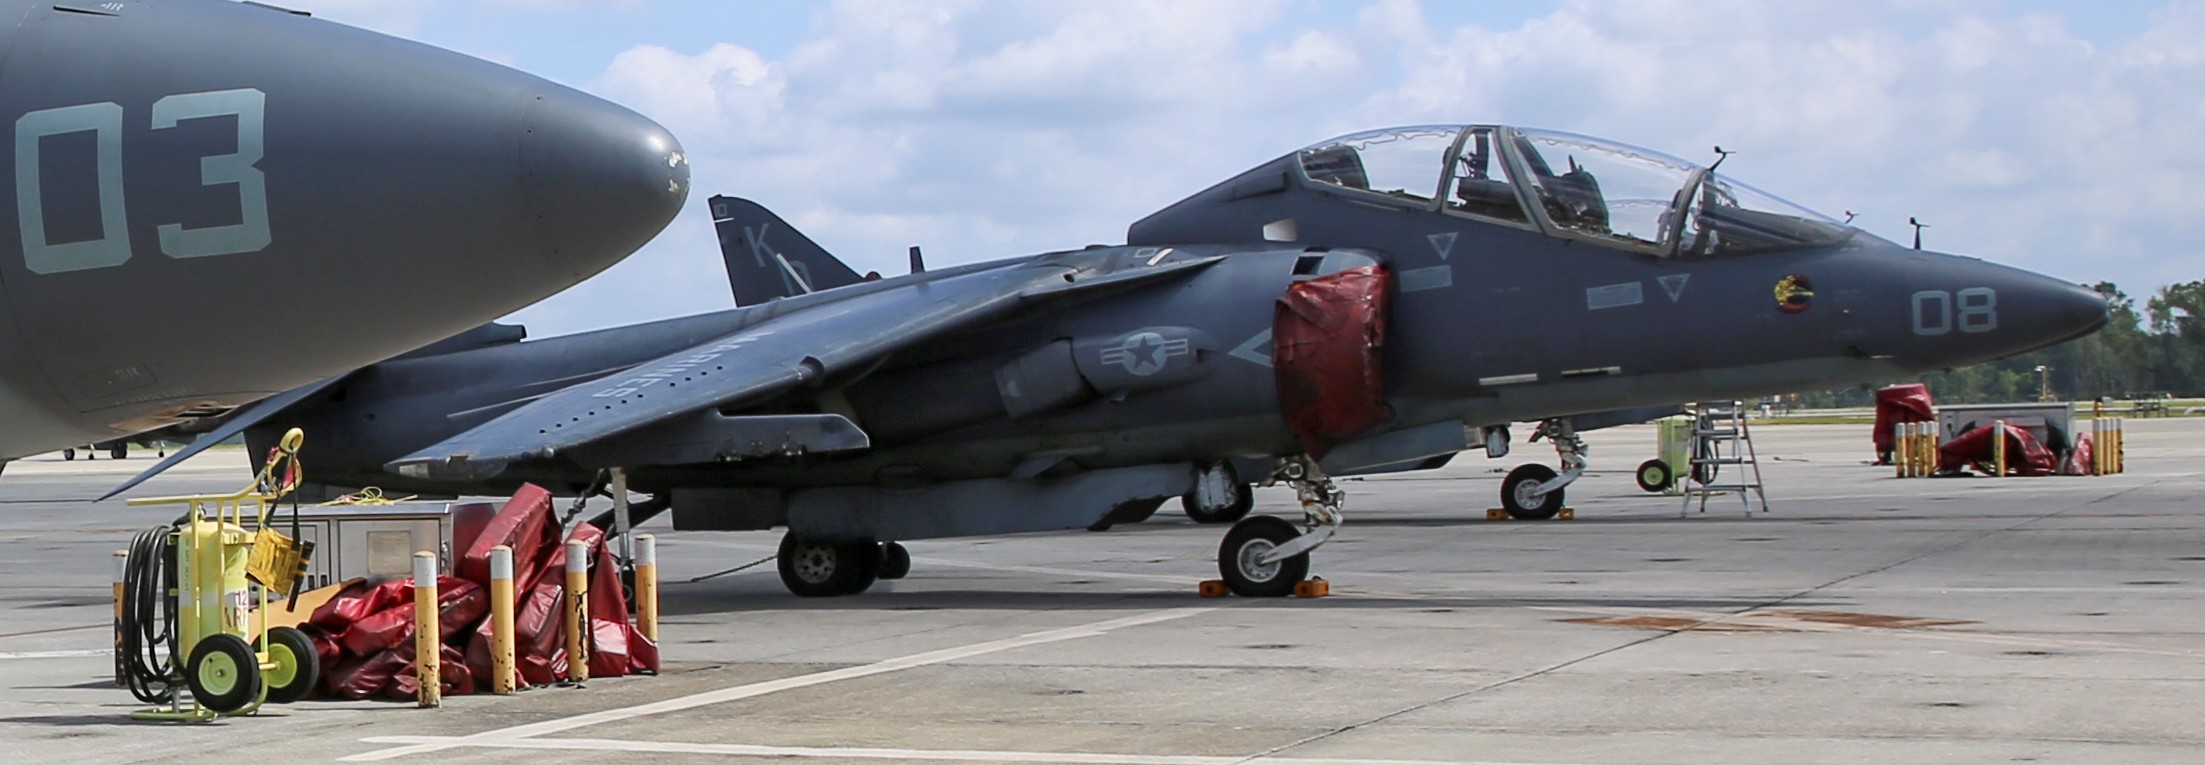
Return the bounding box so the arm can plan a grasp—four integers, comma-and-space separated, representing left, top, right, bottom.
0, 421, 2198, 764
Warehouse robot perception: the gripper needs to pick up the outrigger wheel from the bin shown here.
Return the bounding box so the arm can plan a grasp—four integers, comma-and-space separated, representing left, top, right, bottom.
186, 633, 263, 713
1217, 515, 1310, 598
1501, 463, 1565, 520
777, 534, 879, 597
876, 542, 912, 580
258, 626, 320, 704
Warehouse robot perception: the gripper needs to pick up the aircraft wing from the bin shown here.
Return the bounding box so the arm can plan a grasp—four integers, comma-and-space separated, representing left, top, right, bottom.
390, 255, 1224, 479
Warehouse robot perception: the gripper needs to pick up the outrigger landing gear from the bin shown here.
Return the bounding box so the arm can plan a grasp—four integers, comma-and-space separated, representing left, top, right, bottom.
1499, 419, 1587, 520
1216, 455, 1342, 597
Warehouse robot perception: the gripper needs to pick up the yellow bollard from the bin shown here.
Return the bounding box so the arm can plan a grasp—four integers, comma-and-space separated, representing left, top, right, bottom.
413, 552, 441, 708
635, 535, 658, 644
2115, 418, 2125, 474
1892, 424, 1907, 478
112, 550, 127, 687
564, 539, 589, 684
1992, 420, 2007, 477
489, 545, 517, 695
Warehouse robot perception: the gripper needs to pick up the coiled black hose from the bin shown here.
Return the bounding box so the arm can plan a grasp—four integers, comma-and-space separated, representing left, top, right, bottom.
117, 526, 178, 704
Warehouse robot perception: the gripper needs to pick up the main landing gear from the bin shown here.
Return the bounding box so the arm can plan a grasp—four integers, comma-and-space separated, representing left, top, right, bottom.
776, 536, 911, 597
1215, 456, 1341, 597
1498, 419, 1587, 520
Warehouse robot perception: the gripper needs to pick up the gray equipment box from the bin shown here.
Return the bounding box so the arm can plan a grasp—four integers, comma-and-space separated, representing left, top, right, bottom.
243, 503, 480, 590
1937, 402, 2076, 452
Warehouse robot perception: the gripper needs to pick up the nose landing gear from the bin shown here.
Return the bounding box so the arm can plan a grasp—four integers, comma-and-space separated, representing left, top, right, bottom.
1216, 456, 1341, 597
1498, 419, 1587, 520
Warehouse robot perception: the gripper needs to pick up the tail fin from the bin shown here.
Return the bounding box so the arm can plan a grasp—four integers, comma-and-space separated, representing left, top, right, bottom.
710, 195, 868, 306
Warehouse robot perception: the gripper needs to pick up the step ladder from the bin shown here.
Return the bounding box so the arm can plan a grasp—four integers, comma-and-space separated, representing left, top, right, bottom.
1683, 401, 1769, 516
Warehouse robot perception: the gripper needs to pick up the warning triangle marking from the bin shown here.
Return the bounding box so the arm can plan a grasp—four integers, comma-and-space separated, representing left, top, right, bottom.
1658, 273, 1690, 302
1428, 232, 1457, 260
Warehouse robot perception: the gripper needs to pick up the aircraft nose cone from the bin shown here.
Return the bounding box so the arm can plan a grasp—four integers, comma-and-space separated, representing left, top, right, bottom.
1894, 254, 2109, 369
520, 91, 690, 278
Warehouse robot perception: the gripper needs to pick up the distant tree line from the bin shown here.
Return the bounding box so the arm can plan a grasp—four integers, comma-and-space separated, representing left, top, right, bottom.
1791, 281, 2204, 408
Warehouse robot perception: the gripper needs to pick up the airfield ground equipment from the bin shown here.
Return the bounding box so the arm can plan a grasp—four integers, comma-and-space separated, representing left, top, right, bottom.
115, 429, 318, 721
1636, 415, 1695, 495
1682, 402, 1768, 516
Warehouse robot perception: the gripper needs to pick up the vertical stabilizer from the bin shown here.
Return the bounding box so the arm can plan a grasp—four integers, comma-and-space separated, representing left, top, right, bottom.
710, 195, 866, 306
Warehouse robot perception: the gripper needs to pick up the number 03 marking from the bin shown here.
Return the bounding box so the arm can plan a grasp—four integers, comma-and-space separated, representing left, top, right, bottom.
1911, 288, 1997, 335
12, 88, 270, 274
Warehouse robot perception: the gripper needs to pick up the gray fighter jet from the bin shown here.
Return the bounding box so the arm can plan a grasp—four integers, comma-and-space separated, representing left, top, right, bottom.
115, 125, 2105, 598
0, 0, 688, 462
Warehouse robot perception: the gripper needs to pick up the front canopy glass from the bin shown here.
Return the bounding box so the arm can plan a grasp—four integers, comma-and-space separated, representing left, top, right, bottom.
1295, 125, 1854, 256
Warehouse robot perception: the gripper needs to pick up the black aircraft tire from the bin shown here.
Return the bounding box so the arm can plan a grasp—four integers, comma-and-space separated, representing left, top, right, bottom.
110, 445, 127, 460
1183, 480, 1255, 525
62, 449, 74, 461
186, 633, 262, 713
258, 626, 320, 704
1635, 459, 1674, 493
1501, 463, 1564, 520
1217, 515, 1309, 598
877, 542, 912, 581
777, 535, 879, 597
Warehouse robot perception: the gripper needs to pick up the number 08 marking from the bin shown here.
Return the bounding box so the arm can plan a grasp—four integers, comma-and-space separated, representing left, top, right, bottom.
1911, 288, 1997, 335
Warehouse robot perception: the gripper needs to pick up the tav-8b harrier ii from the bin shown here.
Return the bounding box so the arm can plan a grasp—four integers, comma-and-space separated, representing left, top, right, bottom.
117, 125, 2106, 598
0, 0, 688, 463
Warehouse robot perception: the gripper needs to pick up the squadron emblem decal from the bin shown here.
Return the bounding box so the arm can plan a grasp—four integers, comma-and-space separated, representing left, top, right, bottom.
1774, 274, 1815, 314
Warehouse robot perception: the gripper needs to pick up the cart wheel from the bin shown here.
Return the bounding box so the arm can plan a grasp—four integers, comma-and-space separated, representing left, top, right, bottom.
1635, 459, 1674, 493
258, 626, 320, 704
187, 633, 263, 713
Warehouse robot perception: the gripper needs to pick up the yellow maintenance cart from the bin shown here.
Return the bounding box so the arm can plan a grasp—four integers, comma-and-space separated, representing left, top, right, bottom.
116, 429, 319, 721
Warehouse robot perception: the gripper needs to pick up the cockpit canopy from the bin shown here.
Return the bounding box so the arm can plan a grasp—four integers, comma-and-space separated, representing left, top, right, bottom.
1295, 125, 1854, 257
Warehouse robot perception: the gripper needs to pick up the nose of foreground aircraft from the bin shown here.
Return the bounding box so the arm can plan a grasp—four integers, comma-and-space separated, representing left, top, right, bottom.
1889, 251, 2109, 369
519, 88, 691, 279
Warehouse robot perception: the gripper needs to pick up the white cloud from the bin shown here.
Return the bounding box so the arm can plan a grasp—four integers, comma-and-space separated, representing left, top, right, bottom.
479, 0, 2205, 336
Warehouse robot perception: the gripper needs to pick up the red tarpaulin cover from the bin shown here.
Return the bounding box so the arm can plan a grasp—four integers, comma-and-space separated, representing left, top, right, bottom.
1273, 265, 1392, 459
1873, 383, 1936, 459
1938, 422, 2057, 476
302, 482, 657, 700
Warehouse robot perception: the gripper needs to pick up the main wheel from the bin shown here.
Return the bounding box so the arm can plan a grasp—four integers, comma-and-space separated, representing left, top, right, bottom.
1501, 463, 1564, 520
1635, 459, 1674, 493
62, 448, 75, 461
877, 542, 912, 580
258, 626, 320, 704
777, 535, 879, 597
1217, 515, 1309, 598
186, 633, 263, 713
109, 444, 128, 460
1183, 463, 1255, 525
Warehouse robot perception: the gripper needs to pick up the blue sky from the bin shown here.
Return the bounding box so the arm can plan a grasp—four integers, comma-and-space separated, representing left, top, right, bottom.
282, 0, 2205, 337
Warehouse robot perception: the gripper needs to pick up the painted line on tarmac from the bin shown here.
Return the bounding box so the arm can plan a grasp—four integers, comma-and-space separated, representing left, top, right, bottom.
0, 648, 110, 660
343, 607, 1213, 762
353, 736, 1582, 765
1529, 605, 2205, 659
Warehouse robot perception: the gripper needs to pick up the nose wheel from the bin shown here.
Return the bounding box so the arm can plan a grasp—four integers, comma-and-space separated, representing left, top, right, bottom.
1499, 419, 1586, 520
776, 534, 881, 597
1215, 456, 1341, 597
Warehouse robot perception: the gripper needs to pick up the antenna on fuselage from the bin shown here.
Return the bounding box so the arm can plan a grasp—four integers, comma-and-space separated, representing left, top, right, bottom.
1843, 210, 1857, 224
909, 245, 926, 274
1908, 217, 1929, 250
1709, 145, 1735, 172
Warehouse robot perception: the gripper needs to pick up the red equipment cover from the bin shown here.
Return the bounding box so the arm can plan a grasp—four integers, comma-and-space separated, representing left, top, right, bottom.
1273, 265, 1392, 459
2061, 433, 2095, 476
1872, 383, 1936, 457
1938, 422, 2057, 476
308, 578, 405, 634
458, 484, 556, 586
326, 649, 406, 700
